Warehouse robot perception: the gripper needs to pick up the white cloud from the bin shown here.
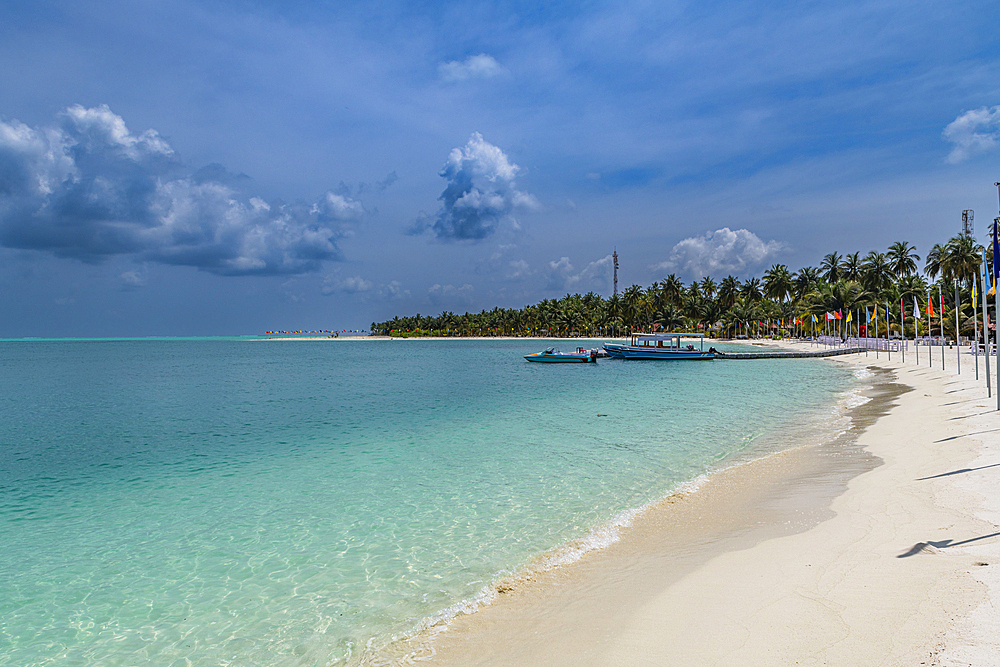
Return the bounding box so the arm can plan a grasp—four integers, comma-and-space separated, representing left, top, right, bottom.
428, 283, 474, 306
321, 274, 373, 294
943, 106, 1000, 163
545, 254, 614, 292
119, 269, 146, 289
438, 54, 506, 82
0, 105, 365, 275
409, 132, 538, 241
652, 228, 782, 278
378, 280, 410, 300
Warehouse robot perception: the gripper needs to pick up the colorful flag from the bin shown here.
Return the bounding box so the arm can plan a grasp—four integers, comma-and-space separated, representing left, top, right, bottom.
835, 310, 843, 320
846, 311, 853, 323
994, 217, 1000, 293
826, 312, 834, 321
927, 294, 934, 317
986, 252, 994, 297
866, 306, 871, 322
812, 314, 818, 323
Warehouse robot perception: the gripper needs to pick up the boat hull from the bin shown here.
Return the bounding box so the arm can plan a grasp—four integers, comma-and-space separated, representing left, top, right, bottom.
602, 343, 714, 360
524, 353, 596, 363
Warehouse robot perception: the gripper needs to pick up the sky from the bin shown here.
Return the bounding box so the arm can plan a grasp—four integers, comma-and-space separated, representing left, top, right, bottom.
2, 0, 1000, 336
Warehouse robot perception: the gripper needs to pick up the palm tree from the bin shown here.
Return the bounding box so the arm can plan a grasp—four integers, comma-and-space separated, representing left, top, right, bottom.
862, 251, 893, 295
820, 251, 844, 283
717, 275, 741, 309
925, 243, 945, 280
741, 277, 763, 303
887, 241, 920, 278
661, 274, 684, 308
842, 252, 863, 282
942, 234, 983, 288
793, 266, 820, 301
762, 264, 794, 303
700, 276, 717, 300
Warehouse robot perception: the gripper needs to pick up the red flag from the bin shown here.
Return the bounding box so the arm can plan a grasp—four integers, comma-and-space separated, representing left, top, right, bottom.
834, 310, 843, 320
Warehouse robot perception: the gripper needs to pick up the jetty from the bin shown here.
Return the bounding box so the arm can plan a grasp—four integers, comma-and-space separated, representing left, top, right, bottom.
714, 347, 867, 360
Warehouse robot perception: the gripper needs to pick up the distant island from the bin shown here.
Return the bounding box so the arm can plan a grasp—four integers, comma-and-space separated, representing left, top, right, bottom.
372, 237, 987, 340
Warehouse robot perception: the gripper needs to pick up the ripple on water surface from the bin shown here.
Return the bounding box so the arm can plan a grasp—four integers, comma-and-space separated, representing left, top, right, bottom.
0, 339, 858, 665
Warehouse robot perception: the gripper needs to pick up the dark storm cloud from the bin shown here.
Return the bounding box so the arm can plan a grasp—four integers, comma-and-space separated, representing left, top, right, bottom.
0, 105, 363, 275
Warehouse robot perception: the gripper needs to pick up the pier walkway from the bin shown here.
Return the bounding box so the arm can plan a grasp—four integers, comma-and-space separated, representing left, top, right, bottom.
714, 347, 868, 360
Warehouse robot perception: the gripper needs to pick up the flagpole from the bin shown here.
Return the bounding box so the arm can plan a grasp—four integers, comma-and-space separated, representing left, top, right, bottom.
875, 305, 879, 359
974, 274, 979, 380
940, 285, 945, 371
901, 297, 905, 363
955, 279, 961, 374
983, 254, 991, 395
886, 300, 891, 361
915, 299, 919, 365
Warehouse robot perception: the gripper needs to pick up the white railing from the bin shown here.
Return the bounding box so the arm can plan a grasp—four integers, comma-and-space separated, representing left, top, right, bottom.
814, 336, 905, 351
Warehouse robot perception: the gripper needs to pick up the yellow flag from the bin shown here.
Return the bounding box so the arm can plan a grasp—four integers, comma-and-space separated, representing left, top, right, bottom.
973, 277, 977, 302
869, 305, 876, 322
846, 311, 853, 323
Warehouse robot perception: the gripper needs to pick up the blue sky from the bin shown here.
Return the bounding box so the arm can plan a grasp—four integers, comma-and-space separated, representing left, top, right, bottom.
2, 0, 1000, 336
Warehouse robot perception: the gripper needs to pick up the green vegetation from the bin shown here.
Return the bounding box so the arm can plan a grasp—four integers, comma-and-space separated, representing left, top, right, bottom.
372, 236, 992, 341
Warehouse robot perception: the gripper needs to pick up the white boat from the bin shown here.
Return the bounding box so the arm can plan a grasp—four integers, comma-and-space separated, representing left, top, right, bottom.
524, 346, 598, 363
603, 333, 715, 360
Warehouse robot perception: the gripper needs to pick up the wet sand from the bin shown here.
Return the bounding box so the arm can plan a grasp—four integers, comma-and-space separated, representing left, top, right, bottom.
405, 343, 1000, 666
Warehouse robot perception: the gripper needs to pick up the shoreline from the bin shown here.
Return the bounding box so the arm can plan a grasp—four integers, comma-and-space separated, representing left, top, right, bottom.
382, 342, 1000, 665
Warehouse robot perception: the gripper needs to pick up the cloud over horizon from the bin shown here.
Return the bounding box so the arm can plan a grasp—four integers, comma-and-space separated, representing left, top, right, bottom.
438, 54, 506, 83
652, 228, 783, 279
410, 132, 538, 241
943, 106, 1000, 163
0, 105, 363, 275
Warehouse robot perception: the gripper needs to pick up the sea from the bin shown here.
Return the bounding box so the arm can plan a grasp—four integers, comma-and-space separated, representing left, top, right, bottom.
0, 337, 862, 666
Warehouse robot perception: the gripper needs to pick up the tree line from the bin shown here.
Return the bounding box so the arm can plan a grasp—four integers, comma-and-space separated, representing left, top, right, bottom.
371, 235, 993, 341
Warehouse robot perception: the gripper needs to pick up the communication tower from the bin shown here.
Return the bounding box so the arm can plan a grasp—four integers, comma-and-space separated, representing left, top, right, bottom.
962, 210, 974, 238
613, 249, 619, 297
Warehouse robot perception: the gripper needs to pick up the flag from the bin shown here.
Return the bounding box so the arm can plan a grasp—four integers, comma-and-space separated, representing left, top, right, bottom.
835, 310, 843, 320
993, 217, 1000, 292
826, 312, 834, 321
973, 275, 977, 302
866, 306, 870, 322
846, 311, 853, 323
927, 294, 934, 317
812, 314, 818, 323
914, 296, 921, 318
870, 305, 877, 322
986, 251, 994, 298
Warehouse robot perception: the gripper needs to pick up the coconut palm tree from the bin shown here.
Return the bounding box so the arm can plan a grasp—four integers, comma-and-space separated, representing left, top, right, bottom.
741, 277, 763, 303
861, 251, 893, 295
942, 234, 984, 288
924, 243, 945, 280
842, 252, 863, 282
888, 241, 920, 278
763, 264, 794, 303
793, 266, 821, 301
820, 252, 844, 283
717, 275, 741, 309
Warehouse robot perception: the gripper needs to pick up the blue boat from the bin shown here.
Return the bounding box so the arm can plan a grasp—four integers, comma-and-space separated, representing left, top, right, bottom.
603, 333, 715, 360
524, 346, 598, 363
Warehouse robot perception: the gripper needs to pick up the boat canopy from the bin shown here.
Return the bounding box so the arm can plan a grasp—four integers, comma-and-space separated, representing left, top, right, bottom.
629, 332, 705, 349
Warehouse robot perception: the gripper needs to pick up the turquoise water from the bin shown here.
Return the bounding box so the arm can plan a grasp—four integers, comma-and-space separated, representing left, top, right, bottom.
0, 338, 857, 666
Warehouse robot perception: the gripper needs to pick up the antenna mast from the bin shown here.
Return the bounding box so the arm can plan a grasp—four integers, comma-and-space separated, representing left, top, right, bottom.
963, 209, 974, 238
613, 249, 619, 297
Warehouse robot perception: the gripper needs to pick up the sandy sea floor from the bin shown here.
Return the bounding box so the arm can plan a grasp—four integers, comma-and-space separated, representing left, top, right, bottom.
374, 339, 1000, 666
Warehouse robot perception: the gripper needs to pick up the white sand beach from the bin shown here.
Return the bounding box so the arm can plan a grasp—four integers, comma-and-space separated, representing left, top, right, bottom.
418, 341, 1000, 666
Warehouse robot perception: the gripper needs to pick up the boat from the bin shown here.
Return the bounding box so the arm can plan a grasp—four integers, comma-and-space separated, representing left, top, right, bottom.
603, 333, 715, 360
524, 346, 598, 363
